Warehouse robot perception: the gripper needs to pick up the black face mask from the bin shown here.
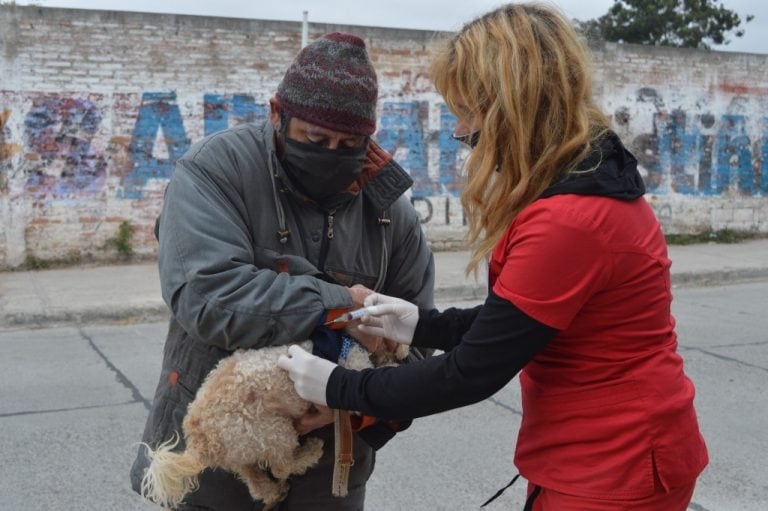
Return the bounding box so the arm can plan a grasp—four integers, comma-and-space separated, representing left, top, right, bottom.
279, 137, 367, 211
452, 131, 480, 149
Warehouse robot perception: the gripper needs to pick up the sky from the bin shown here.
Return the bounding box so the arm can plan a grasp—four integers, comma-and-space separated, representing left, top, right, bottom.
14, 0, 768, 54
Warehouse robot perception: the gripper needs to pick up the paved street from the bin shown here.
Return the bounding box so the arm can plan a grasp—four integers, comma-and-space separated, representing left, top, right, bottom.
1, 282, 767, 510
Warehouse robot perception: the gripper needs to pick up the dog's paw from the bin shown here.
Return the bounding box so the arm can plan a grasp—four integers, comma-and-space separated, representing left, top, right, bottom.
304, 436, 324, 461
278, 480, 290, 500
290, 436, 324, 475
262, 480, 290, 510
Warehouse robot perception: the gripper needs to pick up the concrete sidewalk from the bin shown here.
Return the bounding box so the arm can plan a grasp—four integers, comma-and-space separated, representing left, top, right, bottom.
1, 239, 767, 328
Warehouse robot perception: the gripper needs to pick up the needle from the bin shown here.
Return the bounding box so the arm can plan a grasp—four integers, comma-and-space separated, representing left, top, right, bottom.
323, 306, 374, 326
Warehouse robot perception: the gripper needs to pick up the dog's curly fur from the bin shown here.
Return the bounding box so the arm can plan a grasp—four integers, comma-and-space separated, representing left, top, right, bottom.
140, 340, 408, 510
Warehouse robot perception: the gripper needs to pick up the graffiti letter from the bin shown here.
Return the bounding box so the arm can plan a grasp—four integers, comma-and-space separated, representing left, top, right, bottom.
1, 108, 22, 192
410, 196, 433, 224
377, 101, 435, 197
656, 109, 698, 195
438, 104, 462, 196
125, 92, 189, 199
715, 115, 752, 195
203, 94, 268, 136
22, 96, 106, 198
761, 119, 768, 195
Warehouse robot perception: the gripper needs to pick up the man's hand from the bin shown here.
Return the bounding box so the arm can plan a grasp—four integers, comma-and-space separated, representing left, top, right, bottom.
343, 321, 383, 352
347, 284, 374, 308
294, 405, 334, 435
343, 322, 401, 356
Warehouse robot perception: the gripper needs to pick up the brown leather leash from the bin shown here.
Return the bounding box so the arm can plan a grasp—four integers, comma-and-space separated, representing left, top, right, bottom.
332, 409, 355, 497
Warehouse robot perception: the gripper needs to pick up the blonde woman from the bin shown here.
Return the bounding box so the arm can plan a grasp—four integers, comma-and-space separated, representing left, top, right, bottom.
279, 3, 708, 509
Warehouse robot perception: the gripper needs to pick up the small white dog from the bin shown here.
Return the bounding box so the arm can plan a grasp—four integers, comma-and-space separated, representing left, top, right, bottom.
140, 339, 408, 510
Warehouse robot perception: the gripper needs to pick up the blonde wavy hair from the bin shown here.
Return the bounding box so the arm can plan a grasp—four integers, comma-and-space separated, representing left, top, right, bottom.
430, 2, 610, 273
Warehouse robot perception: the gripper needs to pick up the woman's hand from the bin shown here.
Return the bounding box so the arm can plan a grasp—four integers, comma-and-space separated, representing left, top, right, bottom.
294, 404, 335, 435
277, 345, 336, 406
356, 293, 419, 345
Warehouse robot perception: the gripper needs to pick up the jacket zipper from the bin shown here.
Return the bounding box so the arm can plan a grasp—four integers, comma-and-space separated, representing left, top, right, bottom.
317, 210, 336, 272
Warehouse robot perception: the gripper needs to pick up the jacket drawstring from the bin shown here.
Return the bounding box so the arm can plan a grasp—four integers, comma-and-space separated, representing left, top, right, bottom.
374, 209, 390, 292
267, 151, 290, 244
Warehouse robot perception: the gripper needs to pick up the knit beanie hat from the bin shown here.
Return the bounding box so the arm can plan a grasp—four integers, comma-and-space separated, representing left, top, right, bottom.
276, 32, 378, 136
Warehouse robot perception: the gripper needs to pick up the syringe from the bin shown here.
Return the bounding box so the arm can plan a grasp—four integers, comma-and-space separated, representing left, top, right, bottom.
323, 306, 375, 325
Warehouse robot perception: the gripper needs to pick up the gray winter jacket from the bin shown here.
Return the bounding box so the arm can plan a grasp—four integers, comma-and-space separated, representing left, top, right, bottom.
130, 120, 435, 509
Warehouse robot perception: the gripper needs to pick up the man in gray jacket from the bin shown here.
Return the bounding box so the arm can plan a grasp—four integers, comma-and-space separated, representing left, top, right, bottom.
130, 32, 435, 510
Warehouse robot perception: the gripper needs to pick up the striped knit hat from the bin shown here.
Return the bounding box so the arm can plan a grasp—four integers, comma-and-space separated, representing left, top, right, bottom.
276, 32, 378, 136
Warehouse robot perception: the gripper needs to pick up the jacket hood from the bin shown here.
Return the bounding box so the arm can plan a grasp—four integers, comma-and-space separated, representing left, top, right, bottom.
540, 131, 645, 200
356, 141, 414, 211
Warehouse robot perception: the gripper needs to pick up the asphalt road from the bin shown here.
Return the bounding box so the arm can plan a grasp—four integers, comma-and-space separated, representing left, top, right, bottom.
0, 281, 766, 510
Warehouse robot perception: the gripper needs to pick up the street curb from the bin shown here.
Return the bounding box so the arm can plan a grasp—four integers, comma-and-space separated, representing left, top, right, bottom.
2, 271, 767, 329
434, 284, 487, 302
0, 304, 170, 329
671, 268, 768, 287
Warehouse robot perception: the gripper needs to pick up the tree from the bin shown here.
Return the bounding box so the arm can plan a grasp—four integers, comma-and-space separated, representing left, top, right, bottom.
576, 0, 754, 50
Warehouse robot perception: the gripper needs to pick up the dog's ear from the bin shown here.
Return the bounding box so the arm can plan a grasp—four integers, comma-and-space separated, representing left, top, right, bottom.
264, 385, 312, 418
373, 344, 410, 366
394, 344, 410, 361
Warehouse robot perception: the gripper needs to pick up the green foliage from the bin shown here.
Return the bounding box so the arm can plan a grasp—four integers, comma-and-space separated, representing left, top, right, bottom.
104, 220, 135, 258
23, 254, 50, 270
17, 251, 84, 271
576, 0, 753, 49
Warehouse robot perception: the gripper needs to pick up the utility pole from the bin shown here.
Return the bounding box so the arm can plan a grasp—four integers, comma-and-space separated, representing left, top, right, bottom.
301, 11, 309, 48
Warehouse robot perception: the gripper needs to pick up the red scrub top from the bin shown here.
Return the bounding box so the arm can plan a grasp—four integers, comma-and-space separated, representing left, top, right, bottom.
489, 194, 708, 499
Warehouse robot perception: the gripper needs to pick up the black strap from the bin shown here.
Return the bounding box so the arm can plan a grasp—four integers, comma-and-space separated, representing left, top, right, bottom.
523, 485, 541, 511
480, 473, 521, 507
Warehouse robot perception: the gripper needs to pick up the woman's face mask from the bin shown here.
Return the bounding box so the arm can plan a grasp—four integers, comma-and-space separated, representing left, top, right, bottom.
279, 137, 367, 211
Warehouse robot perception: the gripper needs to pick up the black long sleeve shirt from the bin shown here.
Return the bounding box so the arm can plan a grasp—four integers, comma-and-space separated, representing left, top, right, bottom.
326, 290, 558, 420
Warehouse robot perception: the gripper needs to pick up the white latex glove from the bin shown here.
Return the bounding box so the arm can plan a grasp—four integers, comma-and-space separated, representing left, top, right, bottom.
277, 345, 336, 406
357, 293, 419, 345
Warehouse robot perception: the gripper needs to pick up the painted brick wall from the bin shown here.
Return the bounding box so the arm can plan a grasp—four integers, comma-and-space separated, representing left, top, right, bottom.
1, 5, 767, 268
